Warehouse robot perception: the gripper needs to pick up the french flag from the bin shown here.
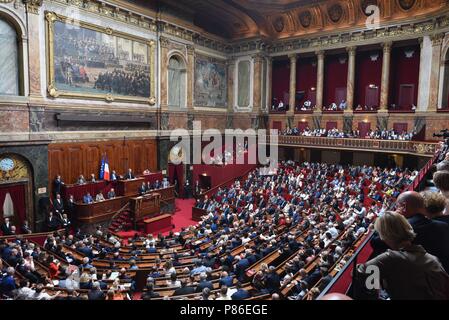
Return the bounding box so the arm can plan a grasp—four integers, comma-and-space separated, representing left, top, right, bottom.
104, 155, 110, 181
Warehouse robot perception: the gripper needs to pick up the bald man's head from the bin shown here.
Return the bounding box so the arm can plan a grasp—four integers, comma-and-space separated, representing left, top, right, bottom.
396, 191, 424, 218
318, 293, 352, 300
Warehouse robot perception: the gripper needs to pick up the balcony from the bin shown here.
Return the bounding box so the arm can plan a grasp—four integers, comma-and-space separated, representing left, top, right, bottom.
277, 135, 439, 156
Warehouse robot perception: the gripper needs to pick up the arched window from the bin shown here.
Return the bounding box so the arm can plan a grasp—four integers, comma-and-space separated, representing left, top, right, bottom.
168, 55, 186, 108
0, 18, 19, 96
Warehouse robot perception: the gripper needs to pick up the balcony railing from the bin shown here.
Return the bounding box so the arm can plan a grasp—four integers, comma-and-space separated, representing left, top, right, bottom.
278, 135, 439, 156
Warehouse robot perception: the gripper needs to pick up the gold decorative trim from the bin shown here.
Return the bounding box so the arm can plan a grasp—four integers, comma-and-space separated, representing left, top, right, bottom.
45, 11, 156, 105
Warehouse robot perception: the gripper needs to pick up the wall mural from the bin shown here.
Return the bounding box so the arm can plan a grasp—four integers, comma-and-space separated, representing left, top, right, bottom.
46, 12, 155, 104
194, 55, 227, 107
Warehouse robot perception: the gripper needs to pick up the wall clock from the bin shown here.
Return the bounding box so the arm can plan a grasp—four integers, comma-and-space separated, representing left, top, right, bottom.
0, 158, 15, 172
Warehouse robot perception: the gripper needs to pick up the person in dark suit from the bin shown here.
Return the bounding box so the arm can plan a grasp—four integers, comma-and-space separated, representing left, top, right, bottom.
234, 255, 250, 282
184, 180, 192, 199
66, 195, 75, 219
110, 170, 118, 181
87, 282, 105, 300
231, 282, 251, 300
53, 193, 64, 215
107, 188, 116, 199
173, 280, 195, 296
139, 182, 147, 195
53, 175, 64, 196
141, 282, 160, 300
46, 212, 61, 231
371, 191, 449, 272
264, 266, 281, 294
125, 168, 135, 180
0, 218, 13, 235
21, 221, 32, 234
195, 273, 214, 293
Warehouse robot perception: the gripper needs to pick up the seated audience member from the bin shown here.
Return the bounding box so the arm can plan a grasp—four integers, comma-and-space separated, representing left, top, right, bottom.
107, 188, 116, 199
195, 273, 213, 293
1, 217, 13, 236
421, 191, 449, 225
371, 191, 449, 272
153, 180, 161, 189
162, 178, 170, 188
143, 169, 151, 175
139, 182, 147, 195
77, 174, 86, 185
30, 283, 61, 300
95, 192, 105, 202
173, 279, 195, 296
433, 168, 449, 213
231, 282, 251, 300
141, 281, 160, 300
358, 212, 449, 300
88, 282, 105, 300
216, 286, 231, 300
21, 221, 32, 234
0, 267, 16, 297
110, 170, 118, 181
90, 174, 96, 183
83, 192, 94, 204
125, 168, 135, 180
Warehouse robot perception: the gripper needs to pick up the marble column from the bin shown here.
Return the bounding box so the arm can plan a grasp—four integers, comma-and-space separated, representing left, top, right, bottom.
346, 46, 356, 111
159, 36, 170, 111
226, 57, 236, 112
227, 58, 236, 113
186, 45, 195, 111
267, 57, 273, 110
428, 33, 444, 111
316, 51, 325, 111
253, 54, 264, 114
288, 54, 297, 115
379, 41, 392, 112
27, 1, 44, 99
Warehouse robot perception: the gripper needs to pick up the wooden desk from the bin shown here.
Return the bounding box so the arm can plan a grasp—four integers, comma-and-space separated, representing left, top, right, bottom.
192, 207, 206, 221
61, 181, 107, 202
74, 196, 128, 224
129, 194, 160, 221
116, 178, 145, 196
143, 214, 172, 234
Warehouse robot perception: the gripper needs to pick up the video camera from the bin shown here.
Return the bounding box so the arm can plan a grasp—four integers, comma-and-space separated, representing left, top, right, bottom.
433, 129, 449, 139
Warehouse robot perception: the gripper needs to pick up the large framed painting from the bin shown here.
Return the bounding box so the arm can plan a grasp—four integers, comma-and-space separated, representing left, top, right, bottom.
194, 55, 227, 108
45, 12, 156, 104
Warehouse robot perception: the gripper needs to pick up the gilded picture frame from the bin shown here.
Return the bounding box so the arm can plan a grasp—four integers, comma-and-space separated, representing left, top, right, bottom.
45, 11, 156, 105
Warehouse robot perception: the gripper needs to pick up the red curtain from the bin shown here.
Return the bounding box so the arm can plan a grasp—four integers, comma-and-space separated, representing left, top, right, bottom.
393, 123, 408, 134
389, 45, 420, 109
324, 54, 348, 106
272, 59, 290, 105
0, 184, 26, 228
168, 164, 184, 197
358, 122, 371, 138
354, 50, 382, 108
298, 122, 309, 132
326, 122, 338, 130
272, 121, 282, 131
296, 57, 317, 106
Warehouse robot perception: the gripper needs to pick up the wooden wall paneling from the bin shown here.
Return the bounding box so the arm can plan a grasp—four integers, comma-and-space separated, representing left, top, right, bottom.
48, 139, 158, 191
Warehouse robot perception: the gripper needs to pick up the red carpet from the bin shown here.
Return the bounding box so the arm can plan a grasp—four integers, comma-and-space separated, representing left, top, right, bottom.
115, 198, 197, 239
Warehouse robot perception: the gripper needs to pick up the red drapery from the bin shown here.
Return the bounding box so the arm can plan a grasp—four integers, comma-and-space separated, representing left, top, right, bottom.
354, 50, 382, 108
326, 121, 338, 130
272, 59, 290, 105
324, 54, 348, 106
296, 57, 317, 106
168, 164, 184, 197
298, 122, 309, 132
358, 122, 371, 138
0, 184, 26, 228
272, 121, 283, 131
389, 45, 420, 109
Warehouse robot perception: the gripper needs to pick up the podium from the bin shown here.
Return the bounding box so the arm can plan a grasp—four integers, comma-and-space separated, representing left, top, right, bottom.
129, 193, 161, 221
117, 178, 145, 196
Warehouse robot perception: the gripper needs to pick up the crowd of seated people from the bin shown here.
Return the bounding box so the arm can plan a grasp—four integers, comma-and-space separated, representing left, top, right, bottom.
322, 100, 347, 112
296, 100, 315, 112
0, 160, 423, 300
282, 127, 415, 141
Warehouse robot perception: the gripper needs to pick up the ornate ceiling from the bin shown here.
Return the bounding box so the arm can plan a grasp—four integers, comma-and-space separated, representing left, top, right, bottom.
137, 0, 448, 40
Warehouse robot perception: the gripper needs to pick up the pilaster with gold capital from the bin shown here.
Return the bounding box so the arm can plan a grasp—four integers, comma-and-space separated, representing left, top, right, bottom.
186, 45, 195, 110
315, 51, 325, 110
346, 46, 357, 110
380, 42, 393, 111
